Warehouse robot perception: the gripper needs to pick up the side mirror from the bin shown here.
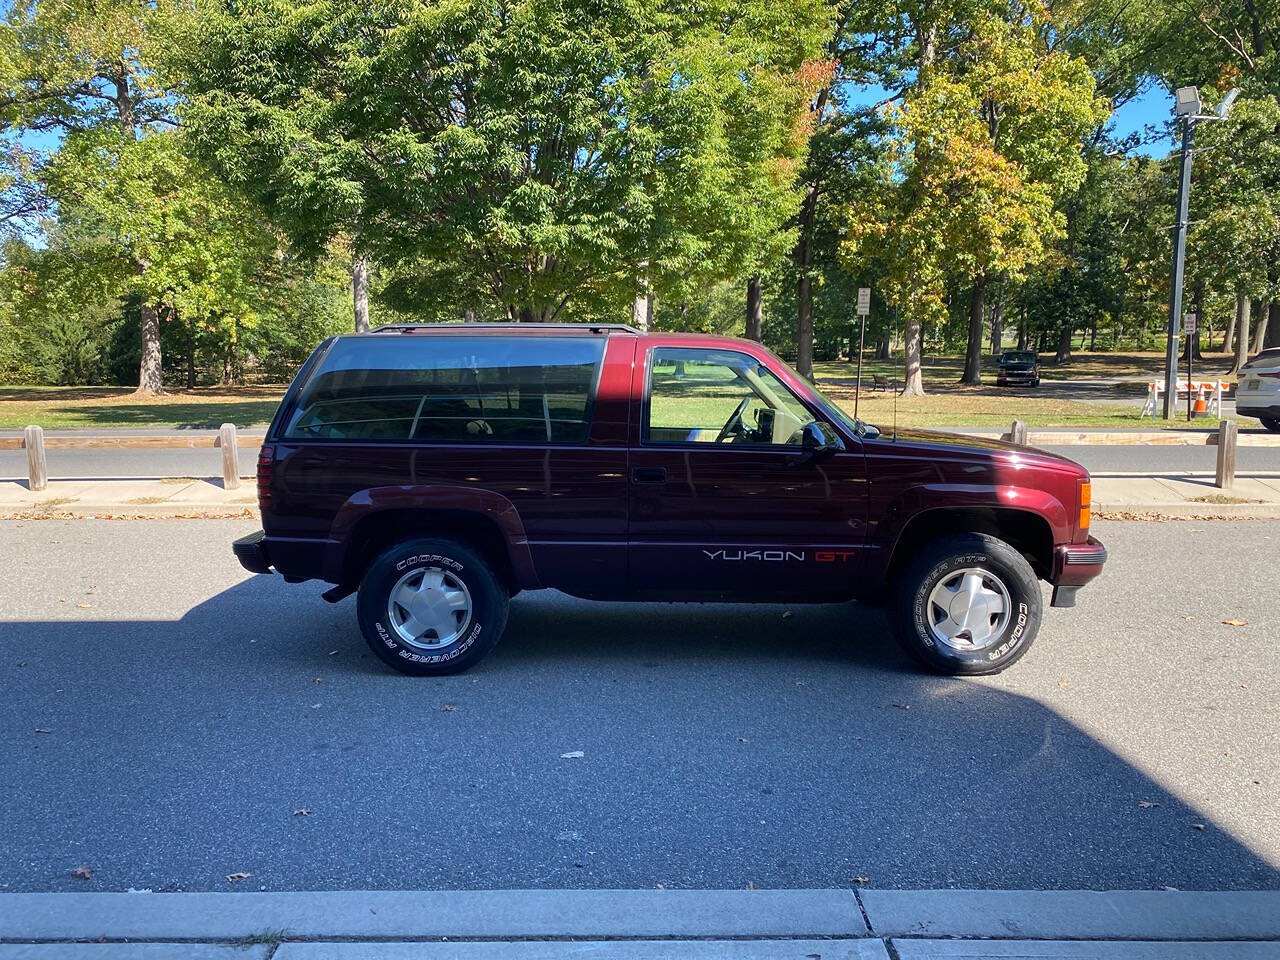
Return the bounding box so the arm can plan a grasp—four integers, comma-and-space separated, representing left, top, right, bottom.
800, 421, 842, 454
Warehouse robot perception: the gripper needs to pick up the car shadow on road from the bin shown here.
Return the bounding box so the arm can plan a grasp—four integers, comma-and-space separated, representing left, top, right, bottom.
2, 574, 1277, 893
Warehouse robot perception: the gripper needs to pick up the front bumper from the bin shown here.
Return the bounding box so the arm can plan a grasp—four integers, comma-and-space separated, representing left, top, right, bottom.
233, 529, 274, 575
1049, 536, 1107, 608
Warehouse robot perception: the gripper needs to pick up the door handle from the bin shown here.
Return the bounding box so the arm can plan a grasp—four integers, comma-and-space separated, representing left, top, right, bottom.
631, 467, 667, 484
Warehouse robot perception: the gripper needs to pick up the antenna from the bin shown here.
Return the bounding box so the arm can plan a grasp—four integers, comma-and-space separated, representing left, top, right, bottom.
893, 308, 901, 440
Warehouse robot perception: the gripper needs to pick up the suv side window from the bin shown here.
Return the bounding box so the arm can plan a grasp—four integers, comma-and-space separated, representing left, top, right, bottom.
645, 347, 815, 445
283, 336, 604, 443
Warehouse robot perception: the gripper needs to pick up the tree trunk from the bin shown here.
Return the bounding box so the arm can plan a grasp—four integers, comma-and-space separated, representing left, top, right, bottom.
462, 308, 476, 323
796, 274, 814, 378
1225, 296, 1239, 354
1055, 320, 1072, 364
745, 275, 763, 341
136, 299, 164, 396
989, 288, 1003, 357
1089, 318, 1097, 350
352, 255, 370, 332
961, 275, 985, 384
902, 313, 924, 396
876, 326, 891, 361
1266, 303, 1280, 349
1235, 297, 1251, 371
1254, 301, 1271, 354
1017, 316, 1028, 351
631, 281, 651, 331
186, 336, 195, 390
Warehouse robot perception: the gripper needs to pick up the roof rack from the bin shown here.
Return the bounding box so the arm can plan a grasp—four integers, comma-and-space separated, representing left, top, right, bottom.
369, 322, 642, 335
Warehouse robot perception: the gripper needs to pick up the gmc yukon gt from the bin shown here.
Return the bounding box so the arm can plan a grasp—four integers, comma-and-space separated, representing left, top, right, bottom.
234, 323, 1106, 676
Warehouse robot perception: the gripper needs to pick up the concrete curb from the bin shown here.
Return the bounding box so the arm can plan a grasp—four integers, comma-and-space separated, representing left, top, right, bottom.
0, 890, 865, 942
3, 890, 1280, 946
859, 889, 1280, 940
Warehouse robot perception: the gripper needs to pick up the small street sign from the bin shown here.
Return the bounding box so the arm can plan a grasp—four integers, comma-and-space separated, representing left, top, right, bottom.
1185, 312, 1197, 334
857, 288, 871, 316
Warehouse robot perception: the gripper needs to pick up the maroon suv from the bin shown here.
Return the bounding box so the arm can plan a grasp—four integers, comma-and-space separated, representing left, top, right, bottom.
234, 323, 1106, 676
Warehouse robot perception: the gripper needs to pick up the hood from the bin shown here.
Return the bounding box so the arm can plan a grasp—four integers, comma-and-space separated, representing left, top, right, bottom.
872, 426, 1087, 472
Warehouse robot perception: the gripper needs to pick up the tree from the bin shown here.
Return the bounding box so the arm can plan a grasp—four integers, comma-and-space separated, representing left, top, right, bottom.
845, 7, 1105, 393
1, 0, 182, 393
184, 0, 831, 325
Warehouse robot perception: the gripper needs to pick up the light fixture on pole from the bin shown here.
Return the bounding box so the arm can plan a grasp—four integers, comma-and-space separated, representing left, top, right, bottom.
1162, 86, 1240, 418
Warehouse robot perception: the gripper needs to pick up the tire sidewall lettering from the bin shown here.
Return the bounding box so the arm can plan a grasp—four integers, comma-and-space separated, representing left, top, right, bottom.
378, 553, 477, 663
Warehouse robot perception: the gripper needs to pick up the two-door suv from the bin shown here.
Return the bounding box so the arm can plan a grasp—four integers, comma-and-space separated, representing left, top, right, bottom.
234, 323, 1106, 676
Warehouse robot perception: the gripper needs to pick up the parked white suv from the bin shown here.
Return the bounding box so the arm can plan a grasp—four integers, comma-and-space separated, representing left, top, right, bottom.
1238, 347, 1280, 432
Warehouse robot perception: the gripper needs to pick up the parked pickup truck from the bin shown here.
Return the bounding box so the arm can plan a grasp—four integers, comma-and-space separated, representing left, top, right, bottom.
234, 323, 1106, 676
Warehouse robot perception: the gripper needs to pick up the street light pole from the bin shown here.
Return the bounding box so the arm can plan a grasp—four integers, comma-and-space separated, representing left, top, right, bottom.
1162, 86, 1239, 419
1163, 116, 1194, 419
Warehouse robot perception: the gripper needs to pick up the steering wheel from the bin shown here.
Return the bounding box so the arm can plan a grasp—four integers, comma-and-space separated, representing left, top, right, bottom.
715, 398, 752, 443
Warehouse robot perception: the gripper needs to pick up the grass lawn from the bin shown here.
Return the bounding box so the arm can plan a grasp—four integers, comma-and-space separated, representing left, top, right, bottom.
0, 385, 286, 430
0, 347, 1242, 432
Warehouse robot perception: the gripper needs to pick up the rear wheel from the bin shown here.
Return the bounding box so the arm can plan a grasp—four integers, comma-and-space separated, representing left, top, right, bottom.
356, 538, 509, 675
1261, 417, 1280, 433
891, 533, 1041, 675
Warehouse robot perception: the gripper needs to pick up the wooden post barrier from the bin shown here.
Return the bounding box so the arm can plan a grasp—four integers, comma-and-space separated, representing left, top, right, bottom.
1009, 419, 1028, 446
217, 423, 240, 490
1215, 419, 1237, 489
23, 425, 47, 492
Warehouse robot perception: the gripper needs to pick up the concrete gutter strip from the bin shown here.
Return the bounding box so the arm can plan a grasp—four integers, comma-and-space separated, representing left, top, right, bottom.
0, 949, 270, 960
859, 889, 1280, 940
890, 942, 1280, 958
0, 890, 865, 942
274, 942, 891, 960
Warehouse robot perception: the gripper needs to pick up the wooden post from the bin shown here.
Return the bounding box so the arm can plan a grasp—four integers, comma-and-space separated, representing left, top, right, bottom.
1215, 419, 1237, 489
218, 423, 240, 490
1010, 419, 1028, 446
23, 425, 47, 491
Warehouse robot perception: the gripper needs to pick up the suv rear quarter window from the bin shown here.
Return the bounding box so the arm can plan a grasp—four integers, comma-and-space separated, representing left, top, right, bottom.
282, 335, 605, 444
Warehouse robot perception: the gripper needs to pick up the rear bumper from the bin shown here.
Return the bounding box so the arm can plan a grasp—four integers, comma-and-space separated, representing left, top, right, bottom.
1049, 536, 1107, 608
233, 530, 273, 575
1236, 401, 1280, 418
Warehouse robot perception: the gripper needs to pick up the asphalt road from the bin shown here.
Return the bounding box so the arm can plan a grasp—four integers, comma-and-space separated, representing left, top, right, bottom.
2, 519, 1278, 893
3, 442, 1280, 480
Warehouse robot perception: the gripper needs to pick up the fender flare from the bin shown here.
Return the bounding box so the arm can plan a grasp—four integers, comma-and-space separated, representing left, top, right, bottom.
871, 483, 1070, 576
324, 484, 540, 588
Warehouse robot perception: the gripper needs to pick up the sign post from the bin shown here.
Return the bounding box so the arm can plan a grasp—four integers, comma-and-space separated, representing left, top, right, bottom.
1185, 312, 1197, 422
855, 288, 871, 420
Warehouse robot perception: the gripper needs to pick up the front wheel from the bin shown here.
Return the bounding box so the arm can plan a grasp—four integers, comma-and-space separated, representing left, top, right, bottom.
357, 538, 509, 676
1261, 417, 1280, 433
891, 533, 1042, 675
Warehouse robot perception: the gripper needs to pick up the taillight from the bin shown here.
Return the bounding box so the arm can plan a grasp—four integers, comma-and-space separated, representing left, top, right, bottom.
257, 445, 275, 511
1078, 479, 1091, 532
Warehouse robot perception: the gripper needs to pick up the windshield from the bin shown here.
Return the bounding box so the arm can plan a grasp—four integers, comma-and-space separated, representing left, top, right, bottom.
1001, 352, 1036, 365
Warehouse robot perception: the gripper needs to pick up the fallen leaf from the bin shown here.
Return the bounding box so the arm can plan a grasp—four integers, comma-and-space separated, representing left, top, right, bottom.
311, 703, 321, 709
1191, 822, 1206, 831
782, 611, 792, 619
891, 703, 910, 711
328, 650, 339, 656
746, 881, 757, 890
1222, 619, 1248, 627
75, 603, 91, 609
34, 727, 50, 734
853, 875, 870, 885
69, 866, 93, 880
441, 704, 457, 712
226, 872, 251, 884
311, 677, 324, 684
560, 751, 585, 759
1138, 800, 1159, 809
293, 809, 311, 817
737, 737, 749, 744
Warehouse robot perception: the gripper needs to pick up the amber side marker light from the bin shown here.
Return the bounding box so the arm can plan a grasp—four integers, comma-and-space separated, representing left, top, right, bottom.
1079, 480, 1091, 531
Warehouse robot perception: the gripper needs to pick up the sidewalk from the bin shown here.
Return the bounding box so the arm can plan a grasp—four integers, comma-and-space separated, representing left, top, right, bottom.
2, 889, 1278, 958
3, 475, 1280, 519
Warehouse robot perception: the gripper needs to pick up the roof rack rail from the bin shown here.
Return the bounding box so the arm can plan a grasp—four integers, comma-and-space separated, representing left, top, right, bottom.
369, 322, 642, 335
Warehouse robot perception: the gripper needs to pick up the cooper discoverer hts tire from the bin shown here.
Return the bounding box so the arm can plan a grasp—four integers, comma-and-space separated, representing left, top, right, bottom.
891, 532, 1042, 675
357, 537, 509, 676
